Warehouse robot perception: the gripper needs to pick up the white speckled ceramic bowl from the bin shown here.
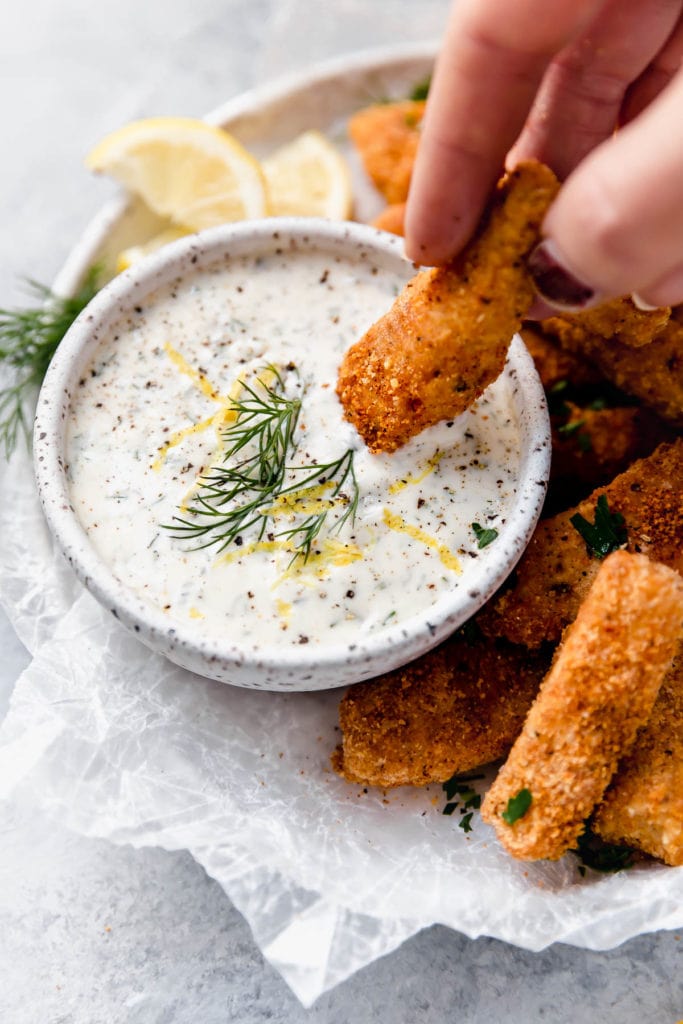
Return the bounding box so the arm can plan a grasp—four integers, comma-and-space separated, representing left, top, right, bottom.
34, 218, 550, 691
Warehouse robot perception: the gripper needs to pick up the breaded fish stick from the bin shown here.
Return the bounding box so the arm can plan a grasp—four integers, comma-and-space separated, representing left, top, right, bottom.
543, 297, 670, 350
593, 659, 683, 866
333, 635, 549, 788
520, 325, 602, 391
371, 202, 406, 237
481, 551, 683, 861
348, 101, 424, 204
479, 439, 683, 648
542, 316, 683, 425
337, 162, 559, 453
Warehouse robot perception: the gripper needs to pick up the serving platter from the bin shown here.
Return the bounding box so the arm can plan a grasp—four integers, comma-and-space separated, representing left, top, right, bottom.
9, 42, 680, 1002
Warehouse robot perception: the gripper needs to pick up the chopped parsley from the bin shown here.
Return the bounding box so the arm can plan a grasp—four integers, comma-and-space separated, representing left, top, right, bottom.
558, 418, 585, 436
441, 773, 484, 832
471, 522, 499, 549
547, 379, 570, 418
570, 495, 627, 558
409, 76, 431, 101
501, 788, 532, 825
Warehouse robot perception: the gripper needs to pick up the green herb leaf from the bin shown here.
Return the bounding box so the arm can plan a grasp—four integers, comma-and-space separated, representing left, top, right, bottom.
0, 266, 100, 458
501, 788, 532, 825
442, 802, 457, 817
547, 379, 570, 418
558, 418, 585, 436
576, 431, 593, 453
459, 811, 474, 833
167, 370, 360, 567
588, 397, 608, 411
409, 77, 431, 101
471, 522, 499, 549
570, 494, 627, 558
573, 826, 635, 873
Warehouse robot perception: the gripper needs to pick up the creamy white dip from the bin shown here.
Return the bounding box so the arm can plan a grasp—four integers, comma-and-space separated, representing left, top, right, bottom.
66, 246, 521, 651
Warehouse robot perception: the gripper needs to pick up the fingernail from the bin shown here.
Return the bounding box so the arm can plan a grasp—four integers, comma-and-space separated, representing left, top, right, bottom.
630, 293, 659, 312
527, 240, 598, 312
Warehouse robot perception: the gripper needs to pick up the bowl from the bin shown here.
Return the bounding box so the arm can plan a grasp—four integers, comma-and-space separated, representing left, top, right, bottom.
34, 218, 550, 691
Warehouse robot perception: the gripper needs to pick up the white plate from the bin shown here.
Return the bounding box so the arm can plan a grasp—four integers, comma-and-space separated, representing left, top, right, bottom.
52, 42, 437, 298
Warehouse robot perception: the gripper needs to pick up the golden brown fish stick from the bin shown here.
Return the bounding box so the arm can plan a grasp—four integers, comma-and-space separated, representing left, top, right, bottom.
542, 316, 683, 425
333, 636, 549, 789
593, 659, 683, 866
371, 202, 406, 237
481, 552, 683, 862
543, 297, 670, 350
520, 325, 603, 391
348, 101, 424, 204
548, 402, 674, 510
479, 439, 683, 648
337, 162, 560, 453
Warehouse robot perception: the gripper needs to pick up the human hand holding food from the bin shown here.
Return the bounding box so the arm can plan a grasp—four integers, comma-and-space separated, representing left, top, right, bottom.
404, 0, 683, 311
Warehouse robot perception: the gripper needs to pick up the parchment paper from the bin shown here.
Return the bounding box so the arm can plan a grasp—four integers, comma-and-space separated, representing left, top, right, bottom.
1, 418, 682, 1007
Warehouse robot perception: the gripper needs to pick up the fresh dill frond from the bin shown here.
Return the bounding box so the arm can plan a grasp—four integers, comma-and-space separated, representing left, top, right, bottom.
275, 448, 360, 564
0, 266, 100, 458
166, 366, 360, 564
166, 366, 302, 551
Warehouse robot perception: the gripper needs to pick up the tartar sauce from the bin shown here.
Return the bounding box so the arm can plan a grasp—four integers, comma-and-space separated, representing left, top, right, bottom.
66, 246, 521, 650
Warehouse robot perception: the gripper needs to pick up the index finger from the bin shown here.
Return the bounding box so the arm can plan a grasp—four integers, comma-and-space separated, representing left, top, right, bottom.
404, 0, 604, 264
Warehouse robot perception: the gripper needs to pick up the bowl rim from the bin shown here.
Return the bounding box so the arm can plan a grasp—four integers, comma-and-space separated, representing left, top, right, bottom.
34, 217, 551, 686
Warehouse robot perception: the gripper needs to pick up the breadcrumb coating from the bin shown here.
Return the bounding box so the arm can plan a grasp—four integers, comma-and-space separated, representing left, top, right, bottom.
479, 439, 683, 648
371, 202, 406, 237
542, 316, 683, 425
337, 161, 559, 453
543, 297, 670, 350
480, 552, 683, 861
347, 101, 424, 204
332, 636, 549, 788
593, 659, 683, 866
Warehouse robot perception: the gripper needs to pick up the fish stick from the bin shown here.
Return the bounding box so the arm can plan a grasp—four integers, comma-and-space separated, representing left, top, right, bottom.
348, 101, 424, 204
332, 635, 549, 788
593, 659, 683, 866
337, 161, 560, 453
371, 202, 406, 237
542, 316, 683, 425
547, 401, 674, 511
520, 325, 603, 391
543, 297, 670, 350
478, 439, 683, 648
480, 551, 683, 861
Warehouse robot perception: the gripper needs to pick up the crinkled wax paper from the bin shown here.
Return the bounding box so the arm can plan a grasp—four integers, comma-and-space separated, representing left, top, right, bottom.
1, 440, 683, 1007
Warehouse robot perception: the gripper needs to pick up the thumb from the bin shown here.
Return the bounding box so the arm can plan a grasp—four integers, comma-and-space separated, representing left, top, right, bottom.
529, 66, 683, 310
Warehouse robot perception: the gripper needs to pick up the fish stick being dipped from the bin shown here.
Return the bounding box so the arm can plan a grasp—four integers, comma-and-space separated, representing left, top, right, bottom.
480, 551, 683, 862
592, 658, 683, 867
478, 439, 683, 649
337, 161, 559, 453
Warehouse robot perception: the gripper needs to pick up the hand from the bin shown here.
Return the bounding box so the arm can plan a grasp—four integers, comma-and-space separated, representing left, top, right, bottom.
404, 0, 683, 311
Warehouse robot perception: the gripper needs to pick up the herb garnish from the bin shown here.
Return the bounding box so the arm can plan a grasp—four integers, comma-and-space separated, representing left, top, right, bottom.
471, 522, 499, 549
442, 773, 484, 831
570, 495, 627, 558
573, 826, 635, 874
0, 267, 100, 457
167, 366, 359, 564
409, 77, 431, 101
501, 788, 532, 825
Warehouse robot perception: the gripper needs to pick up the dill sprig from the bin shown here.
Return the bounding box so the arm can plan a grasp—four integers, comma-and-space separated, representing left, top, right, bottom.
0, 267, 100, 458
274, 449, 359, 563
166, 367, 360, 563
167, 366, 301, 551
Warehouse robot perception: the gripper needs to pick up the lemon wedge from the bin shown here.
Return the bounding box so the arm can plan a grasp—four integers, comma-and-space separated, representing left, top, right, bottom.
115, 226, 192, 272
262, 130, 353, 219
86, 117, 269, 230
